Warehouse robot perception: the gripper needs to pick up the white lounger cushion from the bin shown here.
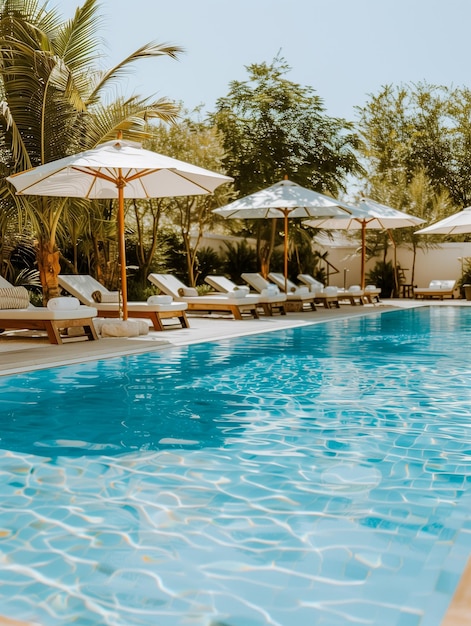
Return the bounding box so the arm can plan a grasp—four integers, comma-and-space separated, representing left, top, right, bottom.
0, 306, 97, 320
205, 275, 285, 305
58, 275, 188, 312
297, 274, 325, 293
147, 295, 173, 305
267, 273, 315, 300
150, 273, 259, 306
94, 301, 188, 313
180, 294, 259, 305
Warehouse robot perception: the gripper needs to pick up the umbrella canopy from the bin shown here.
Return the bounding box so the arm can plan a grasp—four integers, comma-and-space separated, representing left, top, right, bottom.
415, 207, 471, 235
304, 197, 425, 289
212, 179, 357, 290
7, 136, 232, 319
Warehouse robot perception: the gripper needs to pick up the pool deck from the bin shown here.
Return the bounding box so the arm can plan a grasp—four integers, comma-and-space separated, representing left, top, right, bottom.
0, 297, 429, 377
0, 297, 470, 626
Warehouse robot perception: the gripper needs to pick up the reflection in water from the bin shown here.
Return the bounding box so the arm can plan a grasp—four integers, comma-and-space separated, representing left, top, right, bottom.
0, 307, 468, 458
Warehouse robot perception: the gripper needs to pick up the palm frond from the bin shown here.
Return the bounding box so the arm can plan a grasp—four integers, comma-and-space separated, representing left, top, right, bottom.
86, 41, 184, 104
14, 267, 41, 287
83, 95, 180, 148
53, 0, 103, 81
0, 0, 62, 47
0, 100, 32, 170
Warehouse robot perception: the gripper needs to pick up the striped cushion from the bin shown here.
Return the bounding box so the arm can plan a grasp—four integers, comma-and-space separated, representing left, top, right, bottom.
0, 286, 30, 309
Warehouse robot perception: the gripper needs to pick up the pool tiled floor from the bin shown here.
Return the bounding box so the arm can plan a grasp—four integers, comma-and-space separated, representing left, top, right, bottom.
1, 298, 471, 625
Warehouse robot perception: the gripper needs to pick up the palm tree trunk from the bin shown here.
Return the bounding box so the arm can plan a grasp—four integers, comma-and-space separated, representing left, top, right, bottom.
36, 241, 61, 304
259, 219, 277, 278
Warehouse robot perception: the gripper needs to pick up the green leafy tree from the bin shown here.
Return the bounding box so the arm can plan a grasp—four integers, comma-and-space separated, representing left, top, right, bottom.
356, 82, 471, 210
212, 56, 363, 275
0, 0, 182, 300
213, 56, 363, 196
147, 112, 233, 286
355, 83, 461, 290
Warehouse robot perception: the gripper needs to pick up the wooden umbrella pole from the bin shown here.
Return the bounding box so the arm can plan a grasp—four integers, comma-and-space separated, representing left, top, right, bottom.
284, 211, 289, 293
387, 229, 398, 296
117, 178, 128, 320
361, 221, 366, 290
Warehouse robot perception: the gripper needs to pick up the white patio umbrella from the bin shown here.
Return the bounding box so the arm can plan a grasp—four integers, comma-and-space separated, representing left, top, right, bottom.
212, 179, 357, 291
7, 135, 232, 319
415, 207, 471, 235
304, 197, 425, 289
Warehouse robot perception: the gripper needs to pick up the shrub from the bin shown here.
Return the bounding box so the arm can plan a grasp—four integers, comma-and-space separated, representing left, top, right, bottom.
366, 260, 402, 298
221, 240, 258, 281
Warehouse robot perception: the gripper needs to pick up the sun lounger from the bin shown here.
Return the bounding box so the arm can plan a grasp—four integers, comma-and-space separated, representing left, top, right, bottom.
0, 276, 98, 344
296, 274, 340, 309
336, 285, 367, 306
414, 280, 457, 300
204, 275, 286, 316
241, 272, 315, 312
148, 274, 259, 320
303, 280, 365, 306
58, 274, 189, 331
364, 285, 381, 303
264, 273, 317, 312
297, 274, 377, 306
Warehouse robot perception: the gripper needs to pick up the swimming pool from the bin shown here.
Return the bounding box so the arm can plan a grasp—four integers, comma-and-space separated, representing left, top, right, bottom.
1, 306, 471, 625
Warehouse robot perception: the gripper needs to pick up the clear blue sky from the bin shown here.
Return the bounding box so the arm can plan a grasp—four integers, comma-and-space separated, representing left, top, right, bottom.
56, 0, 471, 121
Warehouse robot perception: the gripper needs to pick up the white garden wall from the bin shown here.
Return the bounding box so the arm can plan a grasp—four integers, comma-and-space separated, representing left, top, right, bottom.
197, 231, 471, 294
318, 241, 471, 290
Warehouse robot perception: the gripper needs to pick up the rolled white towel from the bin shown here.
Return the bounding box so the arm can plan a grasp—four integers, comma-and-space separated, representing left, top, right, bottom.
178, 287, 198, 297
233, 285, 250, 294
294, 286, 309, 295
91, 290, 120, 303
147, 295, 172, 305
348, 285, 362, 293
47, 297, 80, 311
324, 286, 338, 295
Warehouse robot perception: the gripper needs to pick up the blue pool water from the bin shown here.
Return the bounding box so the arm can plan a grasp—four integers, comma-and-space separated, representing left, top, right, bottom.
1, 306, 471, 625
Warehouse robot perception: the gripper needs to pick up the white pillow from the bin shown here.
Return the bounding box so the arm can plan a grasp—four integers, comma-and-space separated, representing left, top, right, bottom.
227, 289, 245, 299
147, 295, 172, 305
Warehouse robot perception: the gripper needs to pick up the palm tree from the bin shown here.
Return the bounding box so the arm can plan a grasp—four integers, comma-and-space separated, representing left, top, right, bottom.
0, 0, 182, 300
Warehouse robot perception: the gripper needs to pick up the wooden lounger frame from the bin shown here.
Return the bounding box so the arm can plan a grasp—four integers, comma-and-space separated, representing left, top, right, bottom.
0, 316, 98, 345
185, 301, 259, 320
95, 307, 189, 331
